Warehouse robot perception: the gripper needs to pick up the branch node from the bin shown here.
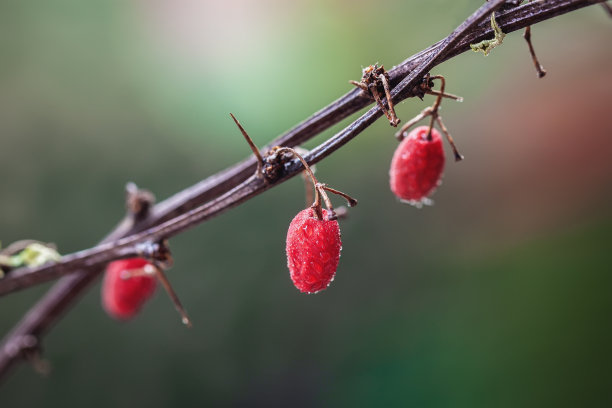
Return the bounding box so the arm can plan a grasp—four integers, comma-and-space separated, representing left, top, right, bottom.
125, 182, 155, 221
351, 64, 400, 127
136, 239, 173, 269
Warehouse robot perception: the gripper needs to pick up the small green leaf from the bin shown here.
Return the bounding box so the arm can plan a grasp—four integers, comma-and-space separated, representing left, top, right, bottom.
0, 254, 20, 268
16, 243, 62, 267
471, 12, 506, 56
0, 241, 61, 278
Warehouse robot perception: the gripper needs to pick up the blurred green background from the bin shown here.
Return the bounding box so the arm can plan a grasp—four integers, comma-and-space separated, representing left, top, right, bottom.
1, 1, 611, 406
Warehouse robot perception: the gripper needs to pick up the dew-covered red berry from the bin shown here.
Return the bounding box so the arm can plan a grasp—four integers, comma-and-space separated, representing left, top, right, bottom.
102, 258, 157, 320
286, 208, 341, 294
389, 125, 445, 204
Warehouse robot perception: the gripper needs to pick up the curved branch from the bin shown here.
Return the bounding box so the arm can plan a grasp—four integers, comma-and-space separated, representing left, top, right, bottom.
0, 0, 604, 382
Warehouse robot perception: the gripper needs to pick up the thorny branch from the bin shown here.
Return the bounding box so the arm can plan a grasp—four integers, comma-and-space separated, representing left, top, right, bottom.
0, 0, 606, 382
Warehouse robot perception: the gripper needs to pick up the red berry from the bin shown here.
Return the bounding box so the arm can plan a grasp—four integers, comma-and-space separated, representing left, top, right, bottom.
286, 208, 342, 294
389, 125, 445, 205
102, 258, 157, 320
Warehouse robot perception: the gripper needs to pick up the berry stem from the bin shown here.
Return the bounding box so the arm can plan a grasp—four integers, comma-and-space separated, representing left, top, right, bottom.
294, 147, 316, 207
274, 147, 324, 220
301, 171, 314, 207
435, 116, 464, 161
425, 89, 463, 102
230, 113, 264, 179
395, 107, 433, 141
429, 76, 445, 110
319, 185, 358, 208
394, 74, 463, 161
316, 184, 336, 220
274, 147, 356, 221
426, 75, 446, 140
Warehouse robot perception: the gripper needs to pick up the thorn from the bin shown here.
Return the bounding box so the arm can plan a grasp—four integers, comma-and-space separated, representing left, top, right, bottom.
153, 264, 192, 328
230, 113, 265, 178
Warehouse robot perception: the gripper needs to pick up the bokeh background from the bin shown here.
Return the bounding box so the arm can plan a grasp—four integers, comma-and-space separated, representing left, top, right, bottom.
1, 1, 610, 406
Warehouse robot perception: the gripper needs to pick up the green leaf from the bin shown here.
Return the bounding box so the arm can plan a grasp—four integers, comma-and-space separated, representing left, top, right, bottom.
0, 242, 62, 278
15, 243, 62, 267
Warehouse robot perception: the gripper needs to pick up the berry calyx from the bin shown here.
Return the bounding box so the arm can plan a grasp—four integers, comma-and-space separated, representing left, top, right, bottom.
101, 258, 157, 320
286, 208, 341, 294
389, 125, 445, 205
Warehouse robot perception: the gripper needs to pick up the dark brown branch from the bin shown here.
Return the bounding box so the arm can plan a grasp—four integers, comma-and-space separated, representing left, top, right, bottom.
0, 0, 604, 382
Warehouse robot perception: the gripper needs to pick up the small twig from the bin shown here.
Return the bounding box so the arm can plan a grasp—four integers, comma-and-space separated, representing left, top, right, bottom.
426, 75, 447, 140
395, 107, 433, 141
319, 185, 358, 208
435, 116, 464, 162
425, 89, 464, 102
294, 147, 316, 207
151, 264, 192, 328
523, 26, 547, 77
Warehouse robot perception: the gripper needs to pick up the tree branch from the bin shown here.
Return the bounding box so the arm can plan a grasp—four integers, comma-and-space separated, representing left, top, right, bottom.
0, 0, 604, 382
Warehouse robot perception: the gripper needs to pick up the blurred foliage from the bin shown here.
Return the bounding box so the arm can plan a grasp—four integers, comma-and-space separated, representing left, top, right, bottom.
0, 1, 610, 406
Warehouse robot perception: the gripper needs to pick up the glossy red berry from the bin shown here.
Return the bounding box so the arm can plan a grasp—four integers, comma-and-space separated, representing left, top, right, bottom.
286, 208, 342, 294
389, 125, 445, 204
102, 258, 157, 320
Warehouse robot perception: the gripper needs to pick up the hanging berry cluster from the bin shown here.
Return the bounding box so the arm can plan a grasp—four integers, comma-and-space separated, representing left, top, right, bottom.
99, 72, 464, 324
388, 75, 464, 207
92, 9, 555, 324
